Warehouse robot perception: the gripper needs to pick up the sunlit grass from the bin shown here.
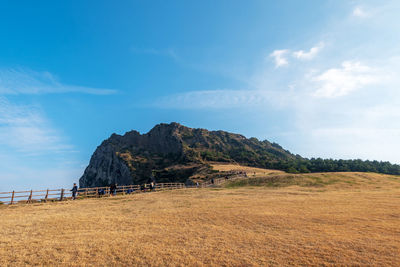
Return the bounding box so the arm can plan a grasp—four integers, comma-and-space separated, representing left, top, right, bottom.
0, 171, 399, 266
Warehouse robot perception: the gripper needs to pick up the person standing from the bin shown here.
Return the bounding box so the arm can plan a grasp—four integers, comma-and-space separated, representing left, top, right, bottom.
110, 183, 117, 196
71, 183, 78, 200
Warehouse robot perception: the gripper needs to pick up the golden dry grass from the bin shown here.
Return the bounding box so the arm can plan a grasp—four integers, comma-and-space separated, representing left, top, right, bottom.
226, 171, 400, 190
210, 162, 285, 176
1, 173, 400, 266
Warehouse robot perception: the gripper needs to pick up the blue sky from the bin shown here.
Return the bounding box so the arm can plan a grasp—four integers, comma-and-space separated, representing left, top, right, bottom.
1, 0, 399, 191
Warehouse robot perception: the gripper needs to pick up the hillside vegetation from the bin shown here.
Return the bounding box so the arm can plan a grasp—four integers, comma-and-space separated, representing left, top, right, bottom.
79, 122, 295, 187
1, 169, 399, 266
80, 123, 400, 187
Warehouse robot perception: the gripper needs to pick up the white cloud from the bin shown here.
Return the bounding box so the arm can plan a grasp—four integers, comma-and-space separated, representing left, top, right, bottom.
311, 61, 380, 98
269, 49, 289, 67
0, 95, 81, 191
293, 42, 324, 60
0, 68, 116, 95
353, 6, 369, 18
0, 67, 113, 190
0, 97, 73, 154
131, 47, 180, 61
150, 0, 400, 164
270, 43, 324, 67
156, 90, 270, 109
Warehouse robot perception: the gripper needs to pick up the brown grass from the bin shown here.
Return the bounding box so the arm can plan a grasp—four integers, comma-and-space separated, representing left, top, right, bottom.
210, 162, 285, 176
1, 172, 399, 266
226, 171, 400, 190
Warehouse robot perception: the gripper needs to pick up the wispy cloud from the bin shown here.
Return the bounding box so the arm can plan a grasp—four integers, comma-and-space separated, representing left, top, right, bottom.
0, 68, 116, 95
0, 67, 115, 190
293, 42, 324, 60
270, 43, 324, 67
150, 1, 400, 163
131, 47, 180, 61
269, 49, 289, 68
154, 89, 291, 109
352, 6, 369, 18
311, 61, 380, 98
0, 97, 73, 154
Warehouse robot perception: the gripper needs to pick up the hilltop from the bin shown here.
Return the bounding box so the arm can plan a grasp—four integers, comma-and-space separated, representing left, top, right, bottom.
79, 122, 295, 187
80, 122, 400, 187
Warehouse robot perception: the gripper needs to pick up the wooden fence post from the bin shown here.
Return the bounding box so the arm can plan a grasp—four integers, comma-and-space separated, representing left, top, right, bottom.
60, 189, 64, 201
11, 191, 15, 205
45, 189, 49, 202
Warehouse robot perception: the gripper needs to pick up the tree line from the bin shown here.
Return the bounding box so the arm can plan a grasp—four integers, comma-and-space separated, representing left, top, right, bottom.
265, 158, 400, 175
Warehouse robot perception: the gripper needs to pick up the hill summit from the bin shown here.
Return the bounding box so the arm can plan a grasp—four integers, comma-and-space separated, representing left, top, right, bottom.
80, 122, 400, 187
79, 122, 295, 187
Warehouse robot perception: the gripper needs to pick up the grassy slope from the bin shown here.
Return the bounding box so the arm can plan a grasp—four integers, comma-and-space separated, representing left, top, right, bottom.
211, 163, 400, 190
1, 170, 400, 266
225, 172, 400, 190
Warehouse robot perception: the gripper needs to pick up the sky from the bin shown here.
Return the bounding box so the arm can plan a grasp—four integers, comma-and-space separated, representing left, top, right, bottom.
0, 0, 399, 191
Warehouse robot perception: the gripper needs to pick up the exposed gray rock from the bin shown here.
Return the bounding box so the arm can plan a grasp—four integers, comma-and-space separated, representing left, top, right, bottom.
79, 142, 132, 187
79, 123, 185, 187
79, 122, 295, 187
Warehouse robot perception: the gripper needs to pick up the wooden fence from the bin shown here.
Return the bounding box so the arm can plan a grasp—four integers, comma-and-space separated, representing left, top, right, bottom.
0, 174, 246, 206
0, 182, 185, 205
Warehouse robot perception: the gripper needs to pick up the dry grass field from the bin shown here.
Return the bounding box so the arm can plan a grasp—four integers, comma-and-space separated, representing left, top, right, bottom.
1, 170, 400, 266
210, 162, 285, 176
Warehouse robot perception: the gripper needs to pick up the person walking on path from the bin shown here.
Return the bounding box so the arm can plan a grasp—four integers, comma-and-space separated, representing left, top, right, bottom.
71, 183, 78, 200
150, 181, 155, 191
110, 183, 117, 196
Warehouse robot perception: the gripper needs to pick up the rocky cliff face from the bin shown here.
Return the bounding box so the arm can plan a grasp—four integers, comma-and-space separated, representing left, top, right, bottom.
77, 139, 133, 188
79, 122, 295, 187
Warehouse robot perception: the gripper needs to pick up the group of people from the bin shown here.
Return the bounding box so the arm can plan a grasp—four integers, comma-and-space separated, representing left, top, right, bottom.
70, 181, 157, 199
140, 182, 156, 192
96, 183, 118, 196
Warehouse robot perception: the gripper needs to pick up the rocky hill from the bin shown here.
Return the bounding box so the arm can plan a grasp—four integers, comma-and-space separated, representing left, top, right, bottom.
79, 122, 296, 187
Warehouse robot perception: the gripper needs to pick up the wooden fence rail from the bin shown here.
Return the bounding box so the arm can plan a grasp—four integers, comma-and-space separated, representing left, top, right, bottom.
0, 174, 245, 206
0, 182, 187, 205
